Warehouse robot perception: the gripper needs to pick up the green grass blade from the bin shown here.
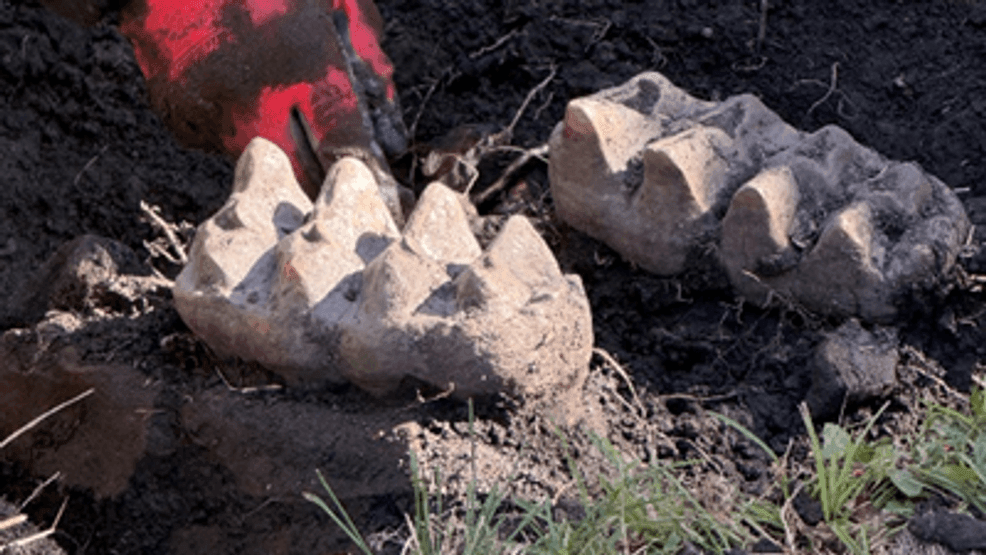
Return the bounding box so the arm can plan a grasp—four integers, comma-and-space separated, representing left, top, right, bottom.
709, 411, 779, 464
303, 469, 373, 555
800, 403, 831, 520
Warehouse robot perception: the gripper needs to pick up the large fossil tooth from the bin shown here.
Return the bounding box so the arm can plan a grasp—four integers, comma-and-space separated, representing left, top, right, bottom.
174, 138, 592, 417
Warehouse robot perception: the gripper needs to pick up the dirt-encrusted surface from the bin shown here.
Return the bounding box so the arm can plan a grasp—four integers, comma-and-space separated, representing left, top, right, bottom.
2, 0, 986, 554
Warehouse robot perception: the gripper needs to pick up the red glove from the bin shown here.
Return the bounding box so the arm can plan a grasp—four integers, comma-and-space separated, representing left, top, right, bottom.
119, 0, 406, 198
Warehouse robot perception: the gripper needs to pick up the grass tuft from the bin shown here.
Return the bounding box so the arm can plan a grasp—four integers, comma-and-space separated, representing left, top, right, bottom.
305, 387, 986, 555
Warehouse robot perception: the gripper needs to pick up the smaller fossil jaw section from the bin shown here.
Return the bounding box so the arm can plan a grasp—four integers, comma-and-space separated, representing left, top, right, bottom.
174, 138, 593, 410
549, 72, 970, 322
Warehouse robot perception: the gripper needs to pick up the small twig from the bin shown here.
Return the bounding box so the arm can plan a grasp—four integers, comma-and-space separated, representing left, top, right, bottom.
140, 200, 189, 265
548, 16, 611, 50
756, 0, 769, 54
401, 513, 418, 555
780, 481, 807, 552
409, 69, 447, 141
909, 362, 968, 403
17, 472, 61, 512
143, 239, 181, 265
467, 66, 556, 203
0, 497, 69, 551
0, 514, 27, 532
456, 155, 481, 196
215, 367, 282, 394
242, 497, 281, 521
415, 382, 456, 404
644, 36, 668, 69
0, 389, 94, 450
73, 145, 108, 186
532, 91, 554, 121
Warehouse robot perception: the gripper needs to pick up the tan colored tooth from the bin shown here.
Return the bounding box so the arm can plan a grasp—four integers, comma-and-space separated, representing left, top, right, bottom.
403, 182, 481, 265
720, 166, 800, 283
641, 125, 732, 216
311, 157, 400, 257
176, 137, 311, 295
229, 137, 312, 229
549, 80, 672, 240
454, 216, 563, 312
360, 238, 447, 321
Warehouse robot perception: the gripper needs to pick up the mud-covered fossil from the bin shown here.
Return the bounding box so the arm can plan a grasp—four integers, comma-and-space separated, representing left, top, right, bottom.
549, 72, 970, 322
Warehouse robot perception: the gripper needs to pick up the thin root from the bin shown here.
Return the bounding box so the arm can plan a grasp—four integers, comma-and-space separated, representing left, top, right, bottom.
472, 143, 548, 205
0, 514, 27, 532
469, 29, 519, 59
140, 200, 189, 265
756, 0, 769, 54
593, 347, 647, 418
73, 145, 108, 186
502, 65, 558, 142
409, 69, 448, 141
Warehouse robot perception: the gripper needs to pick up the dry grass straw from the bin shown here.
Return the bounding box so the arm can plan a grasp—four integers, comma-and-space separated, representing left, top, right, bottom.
1, 387, 93, 552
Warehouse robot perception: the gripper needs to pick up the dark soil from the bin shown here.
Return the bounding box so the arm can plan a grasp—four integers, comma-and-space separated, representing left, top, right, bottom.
2, 0, 986, 554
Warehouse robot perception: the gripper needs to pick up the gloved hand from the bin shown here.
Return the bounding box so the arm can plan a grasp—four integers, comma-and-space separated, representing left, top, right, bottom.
118, 0, 409, 218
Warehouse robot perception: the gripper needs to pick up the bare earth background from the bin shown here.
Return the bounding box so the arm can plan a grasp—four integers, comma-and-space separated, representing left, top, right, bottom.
2, 0, 986, 553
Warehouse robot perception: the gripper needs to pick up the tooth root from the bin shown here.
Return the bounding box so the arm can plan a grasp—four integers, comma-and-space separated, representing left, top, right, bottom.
721, 166, 800, 277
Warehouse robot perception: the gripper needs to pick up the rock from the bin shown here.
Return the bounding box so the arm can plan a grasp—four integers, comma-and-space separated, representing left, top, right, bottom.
806, 319, 899, 421
549, 72, 970, 322
174, 137, 593, 415
792, 487, 823, 526
909, 510, 986, 552
11, 234, 148, 326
